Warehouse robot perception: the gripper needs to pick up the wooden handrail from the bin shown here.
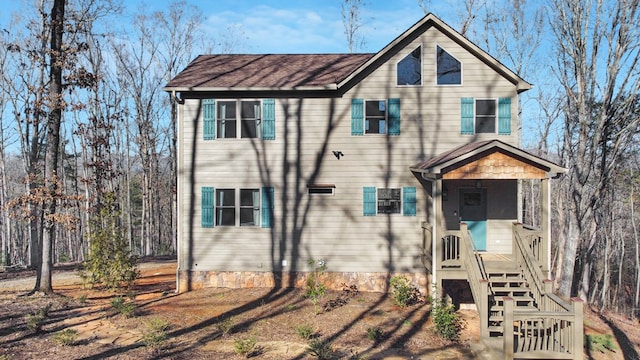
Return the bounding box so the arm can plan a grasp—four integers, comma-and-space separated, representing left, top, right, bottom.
508, 223, 583, 360
458, 223, 489, 338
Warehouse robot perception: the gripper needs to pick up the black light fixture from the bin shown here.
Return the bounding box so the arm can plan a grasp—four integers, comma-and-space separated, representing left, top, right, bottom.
332, 150, 344, 159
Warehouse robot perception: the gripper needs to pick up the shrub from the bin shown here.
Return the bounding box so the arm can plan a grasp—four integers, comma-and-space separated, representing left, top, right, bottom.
295, 324, 315, 340
111, 296, 136, 318
389, 276, 421, 307
431, 297, 463, 341
25, 304, 50, 333
233, 336, 257, 357
307, 339, 334, 360
366, 326, 384, 341
141, 318, 171, 350
80, 192, 139, 291
52, 328, 78, 346
586, 334, 617, 353
305, 259, 327, 315
217, 316, 234, 335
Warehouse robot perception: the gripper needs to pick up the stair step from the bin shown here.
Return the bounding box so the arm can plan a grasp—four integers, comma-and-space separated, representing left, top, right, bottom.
490, 304, 538, 312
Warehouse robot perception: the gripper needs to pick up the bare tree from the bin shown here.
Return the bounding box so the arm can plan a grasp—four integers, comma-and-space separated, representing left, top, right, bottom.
551, 0, 640, 299
341, 0, 367, 53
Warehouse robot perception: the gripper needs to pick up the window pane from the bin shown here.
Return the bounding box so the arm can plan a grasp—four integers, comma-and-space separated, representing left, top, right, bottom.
240, 189, 259, 206
397, 46, 421, 85
241, 120, 258, 138
218, 101, 236, 119
241, 101, 260, 119
437, 46, 461, 85
476, 100, 496, 115
216, 189, 235, 206
377, 188, 401, 214
217, 208, 235, 226
365, 100, 385, 117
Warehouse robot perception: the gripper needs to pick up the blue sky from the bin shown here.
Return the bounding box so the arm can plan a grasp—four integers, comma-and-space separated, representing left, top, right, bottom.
1, 0, 460, 54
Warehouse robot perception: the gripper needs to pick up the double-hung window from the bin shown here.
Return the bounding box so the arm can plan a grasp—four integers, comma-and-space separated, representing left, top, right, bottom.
217, 100, 260, 139
363, 187, 416, 216
366, 100, 386, 134
351, 98, 401, 136
202, 99, 276, 140
201, 186, 274, 228
461, 97, 511, 135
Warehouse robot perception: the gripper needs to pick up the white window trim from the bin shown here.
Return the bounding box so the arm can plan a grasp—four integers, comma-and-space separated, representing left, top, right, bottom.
216, 99, 262, 140
215, 188, 261, 227
435, 44, 463, 86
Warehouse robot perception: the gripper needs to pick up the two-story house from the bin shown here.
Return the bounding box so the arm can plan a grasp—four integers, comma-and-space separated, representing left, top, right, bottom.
165, 13, 583, 359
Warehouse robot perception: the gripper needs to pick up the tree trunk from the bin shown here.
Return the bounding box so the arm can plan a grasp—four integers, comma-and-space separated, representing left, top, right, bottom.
37, 0, 65, 294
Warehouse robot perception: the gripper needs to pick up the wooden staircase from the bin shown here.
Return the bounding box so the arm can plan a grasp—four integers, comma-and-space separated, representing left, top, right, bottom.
456, 223, 584, 360
486, 269, 537, 336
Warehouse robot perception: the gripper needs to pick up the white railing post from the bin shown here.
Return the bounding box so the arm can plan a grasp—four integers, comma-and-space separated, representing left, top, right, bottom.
480, 279, 489, 339
503, 297, 514, 360
572, 297, 584, 359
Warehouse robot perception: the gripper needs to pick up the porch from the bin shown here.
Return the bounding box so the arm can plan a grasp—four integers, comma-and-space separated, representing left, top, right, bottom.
410, 140, 583, 360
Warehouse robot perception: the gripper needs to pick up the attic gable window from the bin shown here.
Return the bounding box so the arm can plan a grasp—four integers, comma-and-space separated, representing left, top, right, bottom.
436, 46, 461, 85
397, 46, 421, 86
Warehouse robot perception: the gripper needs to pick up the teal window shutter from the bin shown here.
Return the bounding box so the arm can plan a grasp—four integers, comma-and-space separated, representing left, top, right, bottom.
203, 99, 216, 140
388, 98, 401, 135
261, 186, 274, 228
461, 98, 474, 135
498, 97, 511, 135
262, 99, 276, 140
202, 186, 214, 227
351, 98, 364, 135
363, 187, 376, 216
403, 187, 416, 216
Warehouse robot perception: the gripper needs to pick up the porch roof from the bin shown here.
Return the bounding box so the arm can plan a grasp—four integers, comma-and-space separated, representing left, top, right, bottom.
409, 140, 566, 180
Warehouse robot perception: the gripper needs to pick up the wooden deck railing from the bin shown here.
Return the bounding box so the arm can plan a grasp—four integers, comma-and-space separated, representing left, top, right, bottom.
458, 223, 490, 338
509, 223, 583, 360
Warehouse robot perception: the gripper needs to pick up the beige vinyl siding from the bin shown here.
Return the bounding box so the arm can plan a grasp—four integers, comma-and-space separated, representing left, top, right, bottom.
176, 25, 522, 275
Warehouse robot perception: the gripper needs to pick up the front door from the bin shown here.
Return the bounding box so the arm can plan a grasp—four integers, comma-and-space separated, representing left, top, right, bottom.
459, 188, 487, 251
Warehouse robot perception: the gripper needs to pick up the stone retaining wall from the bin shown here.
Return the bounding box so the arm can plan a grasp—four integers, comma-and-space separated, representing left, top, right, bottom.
177, 270, 431, 295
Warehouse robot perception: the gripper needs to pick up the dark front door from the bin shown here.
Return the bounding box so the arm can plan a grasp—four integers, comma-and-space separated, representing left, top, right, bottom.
459, 188, 487, 251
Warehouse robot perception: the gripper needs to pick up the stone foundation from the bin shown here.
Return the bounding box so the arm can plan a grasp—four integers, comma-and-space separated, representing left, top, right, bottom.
177, 269, 431, 295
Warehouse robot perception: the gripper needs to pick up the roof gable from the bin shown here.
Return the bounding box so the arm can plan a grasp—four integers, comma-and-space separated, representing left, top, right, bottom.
410, 140, 566, 179
338, 13, 531, 92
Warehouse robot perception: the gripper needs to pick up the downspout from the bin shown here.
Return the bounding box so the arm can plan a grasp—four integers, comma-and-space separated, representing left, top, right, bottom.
431, 178, 438, 292
171, 90, 182, 293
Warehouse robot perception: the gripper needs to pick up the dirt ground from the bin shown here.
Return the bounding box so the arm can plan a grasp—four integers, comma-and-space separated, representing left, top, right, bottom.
0, 259, 638, 360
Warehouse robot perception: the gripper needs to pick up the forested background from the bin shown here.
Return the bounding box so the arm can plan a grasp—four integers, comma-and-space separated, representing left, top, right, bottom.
0, 0, 639, 317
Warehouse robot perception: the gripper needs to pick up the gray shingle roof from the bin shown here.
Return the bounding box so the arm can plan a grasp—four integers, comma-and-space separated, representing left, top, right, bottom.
165, 53, 374, 90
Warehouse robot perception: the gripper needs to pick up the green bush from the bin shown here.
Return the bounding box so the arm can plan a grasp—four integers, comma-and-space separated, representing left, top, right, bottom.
25, 304, 50, 333
295, 324, 315, 340
52, 328, 78, 346
305, 259, 327, 315
586, 333, 617, 353
307, 338, 334, 359
233, 336, 257, 357
217, 316, 234, 335
431, 297, 463, 341
389, 276, 420, 307
80, 192, 139, 291
141, 318, 171, 350
366, 326, 384, 341
111, 296, 136, 318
